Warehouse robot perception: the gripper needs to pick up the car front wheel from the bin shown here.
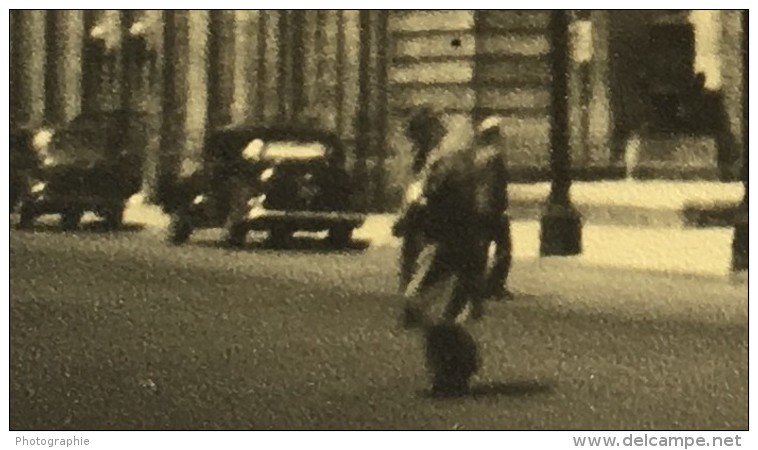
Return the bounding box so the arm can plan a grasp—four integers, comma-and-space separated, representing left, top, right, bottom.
102, 203, 125, 230
267, 227, 292, 248
18, 202, 37, 229
327, 226, 353, 248
225, 221, 248, 248
61, 209, 83, 231
168, 213, 193, 245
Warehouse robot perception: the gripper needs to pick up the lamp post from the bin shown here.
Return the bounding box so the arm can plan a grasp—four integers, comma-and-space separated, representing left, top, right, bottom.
540, 10, 583, 256
731, 9, 748, 272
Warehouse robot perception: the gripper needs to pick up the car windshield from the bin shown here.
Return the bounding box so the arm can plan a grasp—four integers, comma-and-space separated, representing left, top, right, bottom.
48, 112, 147, 167
261, 141, 328, 161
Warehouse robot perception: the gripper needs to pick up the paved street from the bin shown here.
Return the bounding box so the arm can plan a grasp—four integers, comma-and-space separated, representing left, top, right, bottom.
9, 223, 748, 430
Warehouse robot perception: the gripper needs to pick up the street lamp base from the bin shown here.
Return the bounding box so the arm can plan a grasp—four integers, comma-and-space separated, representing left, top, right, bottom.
540, 202, 583, 256
731, 208, 748, 272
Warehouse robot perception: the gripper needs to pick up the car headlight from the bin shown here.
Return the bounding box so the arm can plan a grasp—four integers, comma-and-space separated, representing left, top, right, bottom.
404, 181, 424, 204
32, 129, 54, 151
30, 182, 46, 194
247, 195, 266, 208
242, 139, 265, 161
180, 159, 200, 178
259, 167, 275, 182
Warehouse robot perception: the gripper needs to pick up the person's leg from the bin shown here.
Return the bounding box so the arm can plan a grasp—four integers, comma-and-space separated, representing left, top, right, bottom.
487, 214, 513, 300
442, 239, 488, 323
402, 242, 453, 328
399, 232, 424, 294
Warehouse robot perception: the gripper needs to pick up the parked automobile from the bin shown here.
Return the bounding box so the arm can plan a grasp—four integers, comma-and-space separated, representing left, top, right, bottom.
15, 110, 148, 230
164, 125, 366, 248
10, 127, 41, 213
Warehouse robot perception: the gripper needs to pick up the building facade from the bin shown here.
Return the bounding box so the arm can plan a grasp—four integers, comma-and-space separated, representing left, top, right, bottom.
9, 10, 747, 211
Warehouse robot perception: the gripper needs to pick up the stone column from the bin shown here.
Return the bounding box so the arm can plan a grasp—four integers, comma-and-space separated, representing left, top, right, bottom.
731, 10, 748, 272
356, 10, 390, 211
45, 11, 84, 125
290, 11, 306, 120
157, 10, 189, 205
277, 10, 294, 121
588, 10, 612, 167
122, 10, 163, 199
341, 10, 362, 144
260, 11, 281, 124
10, 12, 24, 126
186, 11, 209, 159
721, 10, 745, 177
231, 11, 259, 126
206, 10, 235, 129
11, 10, 47, 127
82, 10, 122, 114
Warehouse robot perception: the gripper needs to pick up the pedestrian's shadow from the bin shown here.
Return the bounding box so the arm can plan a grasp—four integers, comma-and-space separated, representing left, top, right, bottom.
419, 379, 554, 401
194, 236, 371, 254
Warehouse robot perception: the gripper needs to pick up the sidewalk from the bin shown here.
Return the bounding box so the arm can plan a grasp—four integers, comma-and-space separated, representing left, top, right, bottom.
123, 180, 747, 280
503, 255, 748, 326
507, 180, 744, 227
351, 214, 742, 280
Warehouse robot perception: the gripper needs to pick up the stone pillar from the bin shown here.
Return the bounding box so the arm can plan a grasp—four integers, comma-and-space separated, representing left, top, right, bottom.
317, 11, 341, 131
300, 10, 321, 118
81, 10, 100, 115
206, 10, 235, 129
10, 12, 23, 126
186, 11, 209, 159
82, 10, 123, 114
721, 10, 745, 178
731, 10, 748, 272
11, 10, 47, 127
157, 10, 189, 205
121, 10, 163, 199
290, 11, 306, 121
231, 11, 259, 126
356, 10, 390, 211
588, 10, 612, 167
121, 10, 161, 113
566, 13, 585, 167
341, 10, 362, 145
277, 10, 295, 121
45, 11, 84, 125
260, 11, 281, 124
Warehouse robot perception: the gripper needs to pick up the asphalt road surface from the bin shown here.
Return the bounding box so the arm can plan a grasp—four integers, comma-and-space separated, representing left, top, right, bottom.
9, 223, 748, 430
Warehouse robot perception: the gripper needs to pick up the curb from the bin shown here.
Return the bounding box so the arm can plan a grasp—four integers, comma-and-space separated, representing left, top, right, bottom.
121, 198, 744, 281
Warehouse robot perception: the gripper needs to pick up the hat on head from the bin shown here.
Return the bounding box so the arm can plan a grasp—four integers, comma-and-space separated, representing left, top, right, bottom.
477, 116, 502, 135
407, 105, 443, 136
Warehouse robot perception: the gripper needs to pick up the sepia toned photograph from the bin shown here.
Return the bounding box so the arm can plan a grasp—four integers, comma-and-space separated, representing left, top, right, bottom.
7, 7, 749, 434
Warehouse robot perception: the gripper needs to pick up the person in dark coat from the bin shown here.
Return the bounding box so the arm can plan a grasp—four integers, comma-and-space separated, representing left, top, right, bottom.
394, 106, 447, 295
394, 108, 491, 327
472, 117, 514, 301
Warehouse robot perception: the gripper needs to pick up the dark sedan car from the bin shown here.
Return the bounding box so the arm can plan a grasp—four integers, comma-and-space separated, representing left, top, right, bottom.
165, 126, 366, 248
10, 127, 42, 213
14, 111, 148, 230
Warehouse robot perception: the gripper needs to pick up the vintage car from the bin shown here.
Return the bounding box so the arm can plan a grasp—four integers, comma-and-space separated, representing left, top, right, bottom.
15, 110, 148, 230
164, 126, 366, 248
10, 127, 41, 213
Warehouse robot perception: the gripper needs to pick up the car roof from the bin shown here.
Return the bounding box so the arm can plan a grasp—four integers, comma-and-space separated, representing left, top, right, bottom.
209, 126, 343, 146
205, 126, 346, 162
71, 109, 149, 125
